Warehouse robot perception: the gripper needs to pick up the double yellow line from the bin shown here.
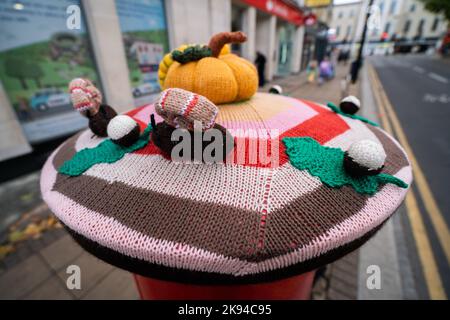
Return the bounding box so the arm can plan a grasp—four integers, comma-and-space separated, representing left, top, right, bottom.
368, 64, 449, 300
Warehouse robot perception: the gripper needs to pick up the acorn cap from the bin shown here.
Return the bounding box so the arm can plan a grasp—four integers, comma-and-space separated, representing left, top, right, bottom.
344, 140, 386, 176
107, 115, 140, 147
340, 95, 360, 115
68, 78, 103, 115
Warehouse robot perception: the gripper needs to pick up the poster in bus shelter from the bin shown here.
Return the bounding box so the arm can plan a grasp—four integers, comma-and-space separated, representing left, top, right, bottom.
116, 0, 170, 106
0, 0, 101, 144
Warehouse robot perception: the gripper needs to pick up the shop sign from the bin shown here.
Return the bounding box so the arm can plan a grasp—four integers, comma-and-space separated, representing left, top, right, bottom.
304, 0, 332, 8
241, 0, 304, 26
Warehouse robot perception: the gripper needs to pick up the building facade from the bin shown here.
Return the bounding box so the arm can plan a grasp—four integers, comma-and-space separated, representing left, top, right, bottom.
329, 1, 363, 43
0, 0, 306, 161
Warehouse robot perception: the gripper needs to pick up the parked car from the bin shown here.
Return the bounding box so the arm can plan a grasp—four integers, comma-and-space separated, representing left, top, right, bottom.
30, 88, 71, 111
132, 82, 159, 97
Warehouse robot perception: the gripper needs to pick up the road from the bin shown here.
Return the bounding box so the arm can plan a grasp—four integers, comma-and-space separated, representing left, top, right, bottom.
370, 54, 450, 298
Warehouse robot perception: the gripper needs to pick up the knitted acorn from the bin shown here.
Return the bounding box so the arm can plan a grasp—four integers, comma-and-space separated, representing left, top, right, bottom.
158, 31, 258, 104
269, 85, 283, 95
344, 140, 386, 176
106, 115, 140, 147
339, 95, 360, 115
155, 88, 218, 131
152, 89, 233, 161
69, 78, 117, 137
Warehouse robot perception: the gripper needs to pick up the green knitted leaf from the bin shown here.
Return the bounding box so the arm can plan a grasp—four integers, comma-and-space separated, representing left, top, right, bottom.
172, 45, 212, 64
282, 137, 407, 195
326, 102, 379, 127
59, 124, 152, 177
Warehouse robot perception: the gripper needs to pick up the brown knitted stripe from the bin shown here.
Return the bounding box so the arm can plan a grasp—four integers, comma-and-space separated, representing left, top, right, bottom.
53, 173, 261, 260
53, 172, 369, 262
52, 132, 82, 169
366, 125, 409, 175
259, 185, 368, 261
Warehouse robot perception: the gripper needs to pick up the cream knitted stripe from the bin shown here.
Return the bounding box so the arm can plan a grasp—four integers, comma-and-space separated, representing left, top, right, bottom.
324, 114, 380, 149
42, 147, 411, 276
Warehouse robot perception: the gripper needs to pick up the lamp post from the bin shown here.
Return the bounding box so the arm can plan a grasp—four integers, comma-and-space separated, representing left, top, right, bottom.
350, 0, 375, 83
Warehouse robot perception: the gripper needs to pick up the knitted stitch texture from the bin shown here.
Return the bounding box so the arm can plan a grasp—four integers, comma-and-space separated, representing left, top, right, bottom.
155, 88, 218, 130
282, 137, 407, 195
327, 102, 378, 126
41, 93, 412, 283
162, 32, 258, 104
69, 78, 102, 115
59, 123, 152, 176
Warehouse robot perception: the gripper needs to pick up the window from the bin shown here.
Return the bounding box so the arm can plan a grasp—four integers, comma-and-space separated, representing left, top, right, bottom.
338, 11, 343, 19
403, 20, 411, 34
379, 1, 384, 14
336, 26, 340, 37
384, 22, 391, 34
116, 0, 169, 105
432, 18, 439, 32
410, 4, 415, 12
346, 25, 352, 37
0, 0, 101, 143
418, 19, 425, 35
349, 10, 354, 18
389, 0, 397, 14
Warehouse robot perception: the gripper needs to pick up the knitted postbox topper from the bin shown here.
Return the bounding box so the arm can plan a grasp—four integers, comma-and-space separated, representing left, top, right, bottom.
41, 32, 412, 285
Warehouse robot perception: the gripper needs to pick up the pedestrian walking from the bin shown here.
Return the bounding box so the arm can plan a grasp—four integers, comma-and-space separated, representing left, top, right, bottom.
255, 51, 267, 87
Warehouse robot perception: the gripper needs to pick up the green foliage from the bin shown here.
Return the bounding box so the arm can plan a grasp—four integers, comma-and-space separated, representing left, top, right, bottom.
327, 102, 379, 126
419, 0, 450, 21
59, 123, 153, 176
172, 45, 212, 64
282, 137, 407, 195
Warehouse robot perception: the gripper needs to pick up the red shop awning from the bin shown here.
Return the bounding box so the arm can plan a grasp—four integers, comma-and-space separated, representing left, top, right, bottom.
241, 0, 304, 26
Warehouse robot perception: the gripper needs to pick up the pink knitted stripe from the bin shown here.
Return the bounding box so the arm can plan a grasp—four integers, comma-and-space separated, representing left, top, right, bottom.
41, 147, 412, 275
217, 106, 318, 134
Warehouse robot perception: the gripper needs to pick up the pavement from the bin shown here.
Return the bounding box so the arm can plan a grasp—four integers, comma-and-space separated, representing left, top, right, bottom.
0, 58, 445, 299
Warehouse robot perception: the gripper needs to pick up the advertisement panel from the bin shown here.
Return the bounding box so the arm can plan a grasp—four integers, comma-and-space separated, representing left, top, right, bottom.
0, 0, 100, 143
116, 0, 169, 106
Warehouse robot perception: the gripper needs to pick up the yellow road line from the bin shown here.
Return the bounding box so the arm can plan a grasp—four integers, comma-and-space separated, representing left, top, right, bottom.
370, 64, 450, 265
368, 64, 447, 300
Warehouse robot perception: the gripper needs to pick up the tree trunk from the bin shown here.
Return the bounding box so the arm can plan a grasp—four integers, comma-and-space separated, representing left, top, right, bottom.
19, 77, 28, 90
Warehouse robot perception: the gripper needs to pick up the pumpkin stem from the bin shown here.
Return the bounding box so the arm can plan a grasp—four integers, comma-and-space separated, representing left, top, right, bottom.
208, 31, 247, 57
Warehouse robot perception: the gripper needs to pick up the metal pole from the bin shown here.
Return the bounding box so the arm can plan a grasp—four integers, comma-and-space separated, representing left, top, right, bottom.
351, 0, 374, 83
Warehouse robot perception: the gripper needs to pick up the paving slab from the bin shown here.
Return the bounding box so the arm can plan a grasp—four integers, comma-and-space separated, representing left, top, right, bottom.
40, 234, 84, 271
0, 254, 52, 299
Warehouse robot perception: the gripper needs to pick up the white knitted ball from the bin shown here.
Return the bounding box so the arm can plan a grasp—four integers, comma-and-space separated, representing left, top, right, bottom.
107, 115, 138, 140
269, 85, 283, 94
341, 95, 360, 108
346, 140, 386, 171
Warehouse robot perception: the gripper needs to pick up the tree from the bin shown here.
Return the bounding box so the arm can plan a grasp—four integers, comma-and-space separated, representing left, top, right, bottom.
419, 0, 450, 21
28, 64, 44, 88
5, 58, 28, 89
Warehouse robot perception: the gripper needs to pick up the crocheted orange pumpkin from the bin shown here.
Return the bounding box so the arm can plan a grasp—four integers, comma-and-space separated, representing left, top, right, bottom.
158, 31, 258, 105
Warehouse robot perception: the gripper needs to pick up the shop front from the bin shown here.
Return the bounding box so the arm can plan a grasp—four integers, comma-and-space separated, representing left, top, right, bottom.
0, 0, 170, 161
235, 0, 305, 81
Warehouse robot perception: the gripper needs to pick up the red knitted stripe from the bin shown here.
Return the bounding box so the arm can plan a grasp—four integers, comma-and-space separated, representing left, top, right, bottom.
126, 105, 147, 117
74, 101, 92, 108
70, 86, 92, 95
184, 94, 199, 117
128, 99, 350, 168
160, 89, 171, 110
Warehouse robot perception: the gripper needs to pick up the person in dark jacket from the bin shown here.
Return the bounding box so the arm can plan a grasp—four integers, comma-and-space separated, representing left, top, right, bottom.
255, 51, 267, 87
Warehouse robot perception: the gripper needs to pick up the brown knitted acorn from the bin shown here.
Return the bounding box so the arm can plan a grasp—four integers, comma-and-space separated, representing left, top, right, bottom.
152, 88, 234, 161
69, 78, 117, 137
